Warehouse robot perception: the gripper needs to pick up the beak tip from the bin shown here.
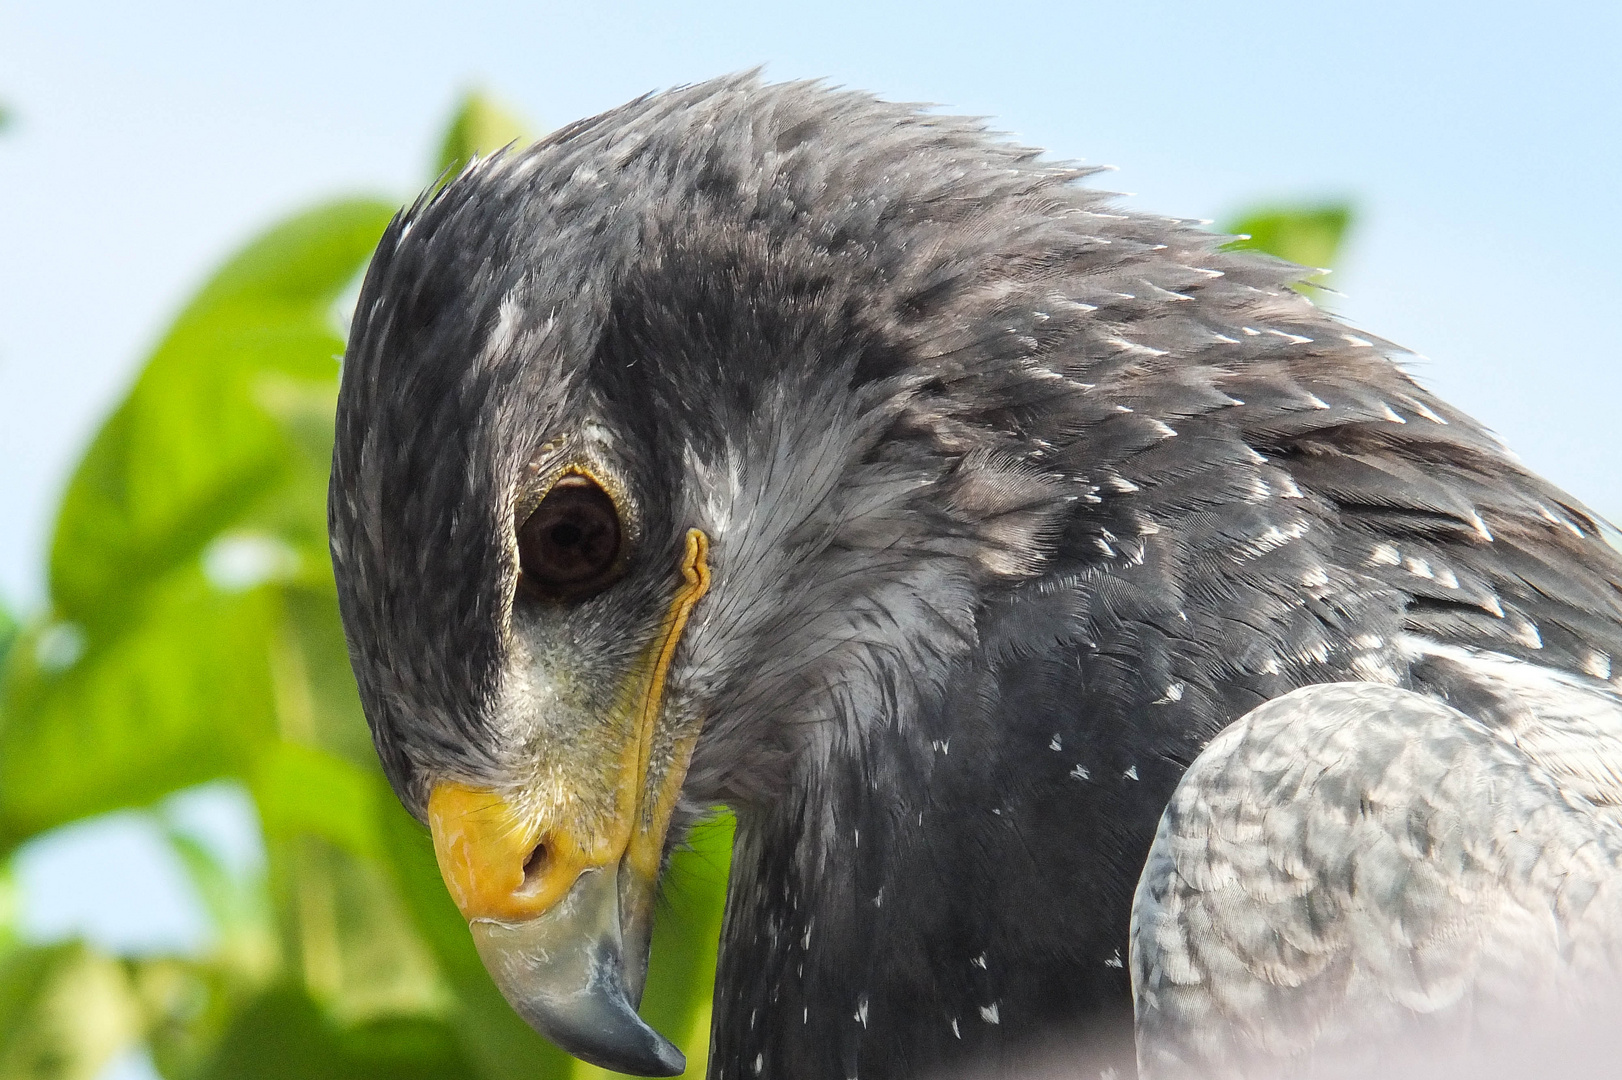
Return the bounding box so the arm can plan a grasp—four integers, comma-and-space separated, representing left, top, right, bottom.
616, 1033, 686, 1078
470, 870, 688, 1078
506, 981, 687, 1077
650, 1043, 688, 1077
511, 981, 685, 1077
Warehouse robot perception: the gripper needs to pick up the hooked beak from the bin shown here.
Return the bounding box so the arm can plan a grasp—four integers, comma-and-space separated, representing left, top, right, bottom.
469, 863, 682, 1074
426, 530, 711, 1076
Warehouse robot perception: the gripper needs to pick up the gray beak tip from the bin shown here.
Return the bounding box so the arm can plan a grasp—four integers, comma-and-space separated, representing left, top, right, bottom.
516, 960, 685, 1077
469, 867, 688, 1077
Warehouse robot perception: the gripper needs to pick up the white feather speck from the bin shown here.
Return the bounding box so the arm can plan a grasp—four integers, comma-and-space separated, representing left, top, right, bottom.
1513, 619, 1544, 649
1301, 640, 1333, 664
1105, 335, 1169, 357
1235, 520, 1309, 560
1267, 329, 1314, 345
1146, 419, 1178, 439
1368, 543, 1402, 567
1411, 401, 1448, 424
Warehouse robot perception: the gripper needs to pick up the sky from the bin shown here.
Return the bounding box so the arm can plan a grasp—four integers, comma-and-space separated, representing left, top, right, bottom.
2, 0, 1621, 1047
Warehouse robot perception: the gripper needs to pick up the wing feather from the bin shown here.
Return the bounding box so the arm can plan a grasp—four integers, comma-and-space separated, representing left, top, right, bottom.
1131, 681, 1622, 1079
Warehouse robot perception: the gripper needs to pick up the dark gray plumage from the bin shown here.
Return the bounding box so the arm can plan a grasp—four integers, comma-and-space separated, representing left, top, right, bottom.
328, 74, 1622, 1079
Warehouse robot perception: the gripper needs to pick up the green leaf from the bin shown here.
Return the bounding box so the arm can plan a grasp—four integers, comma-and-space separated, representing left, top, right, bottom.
160, 825, 278, 994
0, 600, 16, 674
0, 868, 17, 956
276, 585, 377, 768
263, 832, 445, 1026
196, 984, 480, 1080
0, 582, 280, 850
48, 199, 393, 628
0, 942, 142, 1080
433, 92, 534, 181
132, 954, 255, 1080
1221, 201, 1354, 290
253, 743, 382, 864
0, 199, 394, 852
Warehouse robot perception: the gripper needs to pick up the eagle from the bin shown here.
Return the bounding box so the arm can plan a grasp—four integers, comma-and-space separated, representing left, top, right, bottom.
328, 75, 1622, 1079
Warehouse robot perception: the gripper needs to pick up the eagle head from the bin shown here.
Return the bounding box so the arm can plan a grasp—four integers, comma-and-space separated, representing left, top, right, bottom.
329, 76, 1084, 1073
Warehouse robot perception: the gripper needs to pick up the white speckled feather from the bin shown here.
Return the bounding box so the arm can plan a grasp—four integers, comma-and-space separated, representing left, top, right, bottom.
1131, 677, 1622, 1078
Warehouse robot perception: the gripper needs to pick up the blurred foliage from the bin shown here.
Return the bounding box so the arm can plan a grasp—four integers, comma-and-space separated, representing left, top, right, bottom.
0, 602, 16, 673
0, 942, 141, 1080
0, 86, 1349, 1080
1221, 201, 1354, 299
434, 91, 532, 183
0, 93, 730, 1080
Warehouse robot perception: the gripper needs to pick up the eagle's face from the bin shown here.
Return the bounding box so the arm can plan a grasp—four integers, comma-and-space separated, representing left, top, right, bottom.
329, 137, 1061, 1075
331, 78, 1104, 1074
333, 223, 889, 1073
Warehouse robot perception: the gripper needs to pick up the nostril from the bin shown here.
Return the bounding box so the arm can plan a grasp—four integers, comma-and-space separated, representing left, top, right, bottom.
521, 842, 548, 891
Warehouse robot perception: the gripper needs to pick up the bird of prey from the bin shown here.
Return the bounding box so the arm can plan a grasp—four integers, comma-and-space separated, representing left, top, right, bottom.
328, 75, 1622, 1079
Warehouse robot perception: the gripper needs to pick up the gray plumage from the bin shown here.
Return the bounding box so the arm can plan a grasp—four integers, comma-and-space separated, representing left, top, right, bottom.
1132, 677, 1622, 1078
327, 73, 1622, 1079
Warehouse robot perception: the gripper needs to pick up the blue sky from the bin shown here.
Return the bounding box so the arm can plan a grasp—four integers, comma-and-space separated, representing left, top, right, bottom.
2, 0, 1621, 980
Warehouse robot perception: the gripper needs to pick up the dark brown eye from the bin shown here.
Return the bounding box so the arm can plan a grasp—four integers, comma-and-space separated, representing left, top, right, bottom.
516, 474, 622, 600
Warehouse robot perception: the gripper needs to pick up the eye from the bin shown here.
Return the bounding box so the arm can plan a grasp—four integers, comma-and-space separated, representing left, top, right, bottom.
516, 474, 623, 600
